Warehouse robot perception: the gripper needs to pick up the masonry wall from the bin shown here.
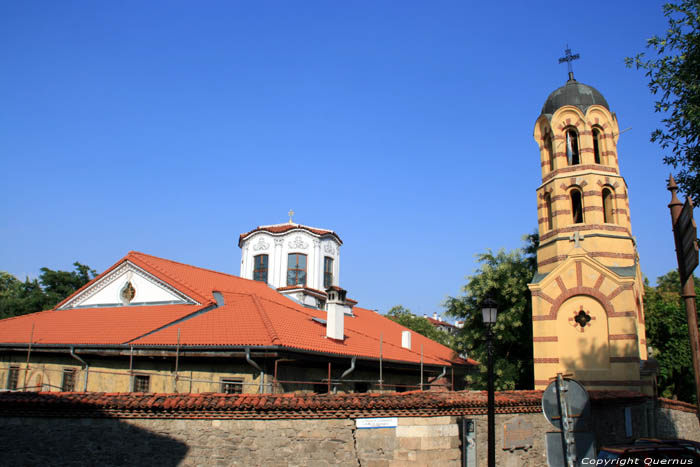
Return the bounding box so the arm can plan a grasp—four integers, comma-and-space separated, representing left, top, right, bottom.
0, 392, 697, 467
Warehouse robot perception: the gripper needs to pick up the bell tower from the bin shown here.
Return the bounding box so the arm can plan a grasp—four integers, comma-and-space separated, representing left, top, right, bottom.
528, 56, 652, 393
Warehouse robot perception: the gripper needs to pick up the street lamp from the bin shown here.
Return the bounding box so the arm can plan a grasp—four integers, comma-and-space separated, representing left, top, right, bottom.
481, 298, 498, 467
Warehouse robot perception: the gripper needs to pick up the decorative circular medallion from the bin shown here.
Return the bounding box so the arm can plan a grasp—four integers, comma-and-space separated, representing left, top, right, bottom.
120, 281, 136, 304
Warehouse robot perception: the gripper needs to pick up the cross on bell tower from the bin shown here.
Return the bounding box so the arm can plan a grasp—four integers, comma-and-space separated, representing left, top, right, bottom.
558, 45, 580, 81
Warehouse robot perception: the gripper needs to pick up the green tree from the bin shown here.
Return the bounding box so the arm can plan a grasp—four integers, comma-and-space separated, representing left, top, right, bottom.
0, 262, 96, 319
39, 262, 96, 308
625, 0, 700, 201
386, 305, 454, 349
0, 273, 46, 319
444, 233, 538, 390
644, 270, 699, 403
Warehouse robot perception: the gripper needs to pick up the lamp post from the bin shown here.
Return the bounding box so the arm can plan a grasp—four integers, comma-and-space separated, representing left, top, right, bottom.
481, 298, 498, 467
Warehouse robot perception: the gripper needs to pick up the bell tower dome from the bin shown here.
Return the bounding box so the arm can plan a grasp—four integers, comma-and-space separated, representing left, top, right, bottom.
528, 58, 652, 394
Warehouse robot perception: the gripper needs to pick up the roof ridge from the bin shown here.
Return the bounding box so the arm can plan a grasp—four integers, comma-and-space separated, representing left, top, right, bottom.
256, 223, 334, 232
124, 304, 214, 345
0, 308, 55, 323
127, 253, 216, 304
129, 251, 247, 281
250, 295, 281, 345
53, 252, 133, 310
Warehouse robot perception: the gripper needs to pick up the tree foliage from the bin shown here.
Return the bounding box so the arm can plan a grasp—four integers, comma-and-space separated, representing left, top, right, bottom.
444, 233, 537, 390
626, 0, 700, 201
385, 305, 454, 349
0, 263, 96, 319
644, 270, 699, 403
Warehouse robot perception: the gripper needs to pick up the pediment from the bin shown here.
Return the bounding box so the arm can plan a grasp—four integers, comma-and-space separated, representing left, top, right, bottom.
534, 248, 634, 291
58, 261, 198, 309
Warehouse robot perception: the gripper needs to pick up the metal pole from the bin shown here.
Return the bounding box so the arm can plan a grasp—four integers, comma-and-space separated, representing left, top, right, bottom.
129, 346, 134, 392
487, 326, 495, 467
174, 328, 181, 393
327, 361, 331, 394
379, 333, 383, 391
23, 324, 34, 390
420, 344, 424, 391
668, 177, 700, 414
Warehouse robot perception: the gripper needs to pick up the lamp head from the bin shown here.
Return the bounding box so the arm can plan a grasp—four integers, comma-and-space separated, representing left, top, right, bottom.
481, 298, 498, 325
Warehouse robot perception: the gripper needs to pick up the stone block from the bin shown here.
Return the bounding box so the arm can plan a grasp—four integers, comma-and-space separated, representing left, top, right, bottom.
398, 416, 454, 426
396, 423, 457, 438
398, 436, 421, 450
420, 435, 453, 450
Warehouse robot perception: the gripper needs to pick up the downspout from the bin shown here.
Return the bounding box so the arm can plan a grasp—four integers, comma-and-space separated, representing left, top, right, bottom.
69, 347, 89, 391
427, 366, 447, 386
334, 356, 356, 394
245, 347, 264, 393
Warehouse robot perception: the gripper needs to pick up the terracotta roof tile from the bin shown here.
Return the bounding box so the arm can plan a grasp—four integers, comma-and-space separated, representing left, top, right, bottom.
0, 251, 473, 367
238, 224, 342, 246
0, 304, 203, 345
0, 390, 651, 419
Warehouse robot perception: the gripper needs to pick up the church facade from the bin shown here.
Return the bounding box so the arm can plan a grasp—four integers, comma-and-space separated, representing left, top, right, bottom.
0, 223, 473, 394
528, 70, 654, 394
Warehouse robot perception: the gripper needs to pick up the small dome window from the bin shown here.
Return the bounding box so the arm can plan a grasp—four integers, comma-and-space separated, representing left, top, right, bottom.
571, 188, 584, 224
253, 254, 269, 283
602, 188, 615, 223
566, 129, 580, 165
544, 134, 554, 170
544, 193, 554, 230
593, 128, 603, 164
287, 253, 307, 286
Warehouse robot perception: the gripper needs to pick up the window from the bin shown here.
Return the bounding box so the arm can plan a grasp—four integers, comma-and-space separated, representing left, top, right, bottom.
323, 257, 333, 288
133, 374, 150, 392
7, 366, 19, 390
354, 382, 369, 393
592, 128, 602, 164
566, 129, 580, 165
571, 189, 584, 224
544, 193, 553, 230
61, 368, 76, 392
287, 253, 307, 286
602, 188, 614, 223
253, 254, 268, 283
544, 134, 554, 170
220, 378, 243, 394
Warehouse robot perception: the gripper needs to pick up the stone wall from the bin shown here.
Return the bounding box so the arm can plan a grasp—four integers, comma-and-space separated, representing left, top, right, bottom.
0, 391, 698, 466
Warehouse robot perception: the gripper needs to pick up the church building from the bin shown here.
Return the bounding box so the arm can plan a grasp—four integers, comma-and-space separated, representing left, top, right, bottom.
528, 65, 655, 394
0, 220, 473, 394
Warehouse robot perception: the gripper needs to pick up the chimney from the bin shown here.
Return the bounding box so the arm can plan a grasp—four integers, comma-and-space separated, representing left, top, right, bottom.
402, 330, 411, 350
433, 312, 438, 320
326, 288, 344, 341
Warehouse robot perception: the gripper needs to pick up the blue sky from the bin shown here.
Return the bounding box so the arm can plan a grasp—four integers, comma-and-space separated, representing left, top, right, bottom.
0, 1, 679, 318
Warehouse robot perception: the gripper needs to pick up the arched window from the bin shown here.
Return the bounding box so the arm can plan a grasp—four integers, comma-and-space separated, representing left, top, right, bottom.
571, 188, 584, 224
544, 193, 553, 230
602, 188, 614, 223
544, 134, 554, 170
287, 253, 307, 286
566, 129, 580, 165
253, 254, 268, 283
592, 128, 602, 164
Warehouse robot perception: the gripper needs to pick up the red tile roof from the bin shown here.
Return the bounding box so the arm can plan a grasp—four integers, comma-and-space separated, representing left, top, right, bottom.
0, 390, 651, 419
0, 252, 474, 367
238, 223, 342, 246
0, 304, 203, 345
426, 317, 457, 329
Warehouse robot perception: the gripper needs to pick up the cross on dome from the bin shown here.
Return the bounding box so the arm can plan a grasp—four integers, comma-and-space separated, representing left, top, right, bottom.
558, 45, 580, 81
288, 209, 295, 224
